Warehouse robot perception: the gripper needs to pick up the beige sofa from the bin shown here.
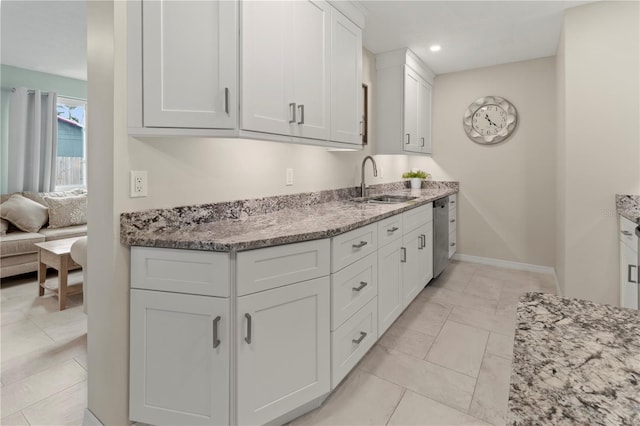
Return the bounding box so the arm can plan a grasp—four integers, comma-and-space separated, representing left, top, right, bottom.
1, 190, 87, 279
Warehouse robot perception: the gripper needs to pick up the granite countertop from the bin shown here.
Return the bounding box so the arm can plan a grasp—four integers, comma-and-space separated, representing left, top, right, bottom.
508, 292, 640, 425
616, 194, 640, 224
120, 182, 458, 252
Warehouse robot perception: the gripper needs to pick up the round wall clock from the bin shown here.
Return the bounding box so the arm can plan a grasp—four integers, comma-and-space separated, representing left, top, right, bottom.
463, 96, 517, 144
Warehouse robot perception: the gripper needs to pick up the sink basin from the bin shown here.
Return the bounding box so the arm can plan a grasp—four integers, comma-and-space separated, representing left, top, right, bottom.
351, 194, 418, 204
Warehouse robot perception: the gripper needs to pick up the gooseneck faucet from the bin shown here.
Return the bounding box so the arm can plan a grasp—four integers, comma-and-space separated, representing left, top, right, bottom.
361, 156, 378, 197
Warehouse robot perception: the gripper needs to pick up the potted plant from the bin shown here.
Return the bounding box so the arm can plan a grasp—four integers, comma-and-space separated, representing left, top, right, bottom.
402, 169, 430, 189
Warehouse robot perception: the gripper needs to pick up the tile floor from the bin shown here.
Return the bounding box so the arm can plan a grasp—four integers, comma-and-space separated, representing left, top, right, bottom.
291, 260, 557, 426
1, 270, 87, 425
0, 261, 556, 426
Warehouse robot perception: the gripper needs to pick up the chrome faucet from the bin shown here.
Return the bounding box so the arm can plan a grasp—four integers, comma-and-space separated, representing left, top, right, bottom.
361, 156, 378, 197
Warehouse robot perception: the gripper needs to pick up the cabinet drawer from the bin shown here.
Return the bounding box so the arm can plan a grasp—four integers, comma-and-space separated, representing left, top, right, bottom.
449, 194, 457, 211
449, 237, 457, 259
131, 247, 230, 297
237, 239, 330, 296
331, 252, 377, 330
330, 297, 377, 389
403, 203, 432, 232
620, 216, 638, 250
331, 223, 378, 272
448, 216, 457, 234
377, 214, 403, 247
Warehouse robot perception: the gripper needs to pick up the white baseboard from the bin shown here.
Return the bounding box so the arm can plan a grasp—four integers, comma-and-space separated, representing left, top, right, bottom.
83, 409, 104, 426
452, 253, 556, 275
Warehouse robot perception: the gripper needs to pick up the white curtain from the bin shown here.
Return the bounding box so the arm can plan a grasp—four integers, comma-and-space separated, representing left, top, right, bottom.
7, 87, 58, 193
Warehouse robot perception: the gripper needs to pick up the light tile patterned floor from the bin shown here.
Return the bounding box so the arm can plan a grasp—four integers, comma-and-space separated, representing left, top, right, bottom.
1, 271, 87, 425
292, 260, 557, 426
0, 261, 556, 426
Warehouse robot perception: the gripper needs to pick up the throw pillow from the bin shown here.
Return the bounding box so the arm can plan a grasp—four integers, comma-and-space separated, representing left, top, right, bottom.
0, 194, 49, 233
23, 189, 85, 207
0, 218, 8, 235
44, 194, 87, 228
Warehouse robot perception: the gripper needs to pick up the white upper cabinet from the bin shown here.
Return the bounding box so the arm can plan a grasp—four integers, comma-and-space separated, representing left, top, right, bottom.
141, 0, 237, 129
241, 0, 331, 140
330, 7, 363, 145
376, 48, 435, 155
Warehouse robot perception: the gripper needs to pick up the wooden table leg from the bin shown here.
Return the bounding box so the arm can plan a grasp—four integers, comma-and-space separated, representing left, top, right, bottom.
38, 249, 45, 296
58, 255, 68, 311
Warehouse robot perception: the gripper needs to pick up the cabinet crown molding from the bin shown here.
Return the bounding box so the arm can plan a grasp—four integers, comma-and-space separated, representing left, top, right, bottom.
376, 48, 435, 84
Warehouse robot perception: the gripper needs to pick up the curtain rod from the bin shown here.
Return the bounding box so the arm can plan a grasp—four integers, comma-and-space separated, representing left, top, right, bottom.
11, 87, 86, 101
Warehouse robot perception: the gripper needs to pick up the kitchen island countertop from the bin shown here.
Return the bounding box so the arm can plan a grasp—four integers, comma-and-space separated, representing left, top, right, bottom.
508, 292, 640, 425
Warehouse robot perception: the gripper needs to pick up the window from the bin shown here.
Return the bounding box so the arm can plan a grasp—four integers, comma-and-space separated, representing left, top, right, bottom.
56, 97, 87, 190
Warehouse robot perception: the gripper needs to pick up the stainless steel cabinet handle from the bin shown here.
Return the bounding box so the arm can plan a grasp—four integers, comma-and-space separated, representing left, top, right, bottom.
421, 137, 425, 147
450, 242, 456, 247
450, 200, 456, 204
401, 247, 407, 262
244, 313, 252, 344
289, 103, 297, 123
297, 104, 305, 125
621, 230, 633, 236
629, 265, 637, 284
352, 241, 368, 249
352, 281, 368, 292
224, 88, 230, 115
405, 133, 410, 144
419, 234, 426, 249
212, 316, 221, 348
450, 219, 456, 223
387, 227, 399, 233
352, 331, 367, 344
360, 120, 364, 136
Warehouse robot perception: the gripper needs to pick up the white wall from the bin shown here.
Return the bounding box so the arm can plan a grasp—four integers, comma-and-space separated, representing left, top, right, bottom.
557, 1, 640, 305
86, 6, 411, 423
411, 57, 557, 268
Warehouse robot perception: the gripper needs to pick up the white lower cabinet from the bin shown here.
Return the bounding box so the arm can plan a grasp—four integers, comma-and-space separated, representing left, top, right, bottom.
237, 277, 330, 425
401, 226, 423, 308
378, 238, 404, 335
619, 216, 638, 309
130, 289, 230, 426
330, 297, 377, 387
418, 224, 434, 287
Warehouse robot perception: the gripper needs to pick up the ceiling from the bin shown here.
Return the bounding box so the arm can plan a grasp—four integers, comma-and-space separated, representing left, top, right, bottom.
0, 0, 595, 81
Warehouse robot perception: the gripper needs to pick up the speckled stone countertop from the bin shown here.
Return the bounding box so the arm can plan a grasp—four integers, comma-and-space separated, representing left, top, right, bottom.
616, 194, 640, 223
120, 181, 458, 252
508, 292, 640, 425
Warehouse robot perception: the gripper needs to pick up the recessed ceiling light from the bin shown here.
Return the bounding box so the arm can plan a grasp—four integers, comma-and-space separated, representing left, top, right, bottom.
430, 45, 441, 52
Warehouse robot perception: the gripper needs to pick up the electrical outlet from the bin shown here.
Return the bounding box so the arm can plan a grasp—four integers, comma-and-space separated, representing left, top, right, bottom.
130, 171, 148, 197
286, 168, 294, 186
379, 167, 384, 178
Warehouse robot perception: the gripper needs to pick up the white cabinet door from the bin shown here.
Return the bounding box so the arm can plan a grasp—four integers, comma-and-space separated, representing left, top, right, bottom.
403, 66, 422, 153
418, 224, 434, 287
330, 8, 362, 145
241, 0, 330, 140
130, 290, 229, 426
620, 241, 638, 309
378, 238, 403, 336
292, 0, 331, 140
241, 1, 292, 136
402, 226, 422, 308
237, 277, 330, 425
142, 0, 236, 129
418, 79, 433, 154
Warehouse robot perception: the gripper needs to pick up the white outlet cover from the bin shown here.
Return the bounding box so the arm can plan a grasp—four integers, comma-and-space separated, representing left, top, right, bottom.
285, 168, 294, 186
130, 170, 148, 197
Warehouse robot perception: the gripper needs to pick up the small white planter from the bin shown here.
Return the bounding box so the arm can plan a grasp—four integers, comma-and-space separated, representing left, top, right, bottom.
410, 178, 422, 189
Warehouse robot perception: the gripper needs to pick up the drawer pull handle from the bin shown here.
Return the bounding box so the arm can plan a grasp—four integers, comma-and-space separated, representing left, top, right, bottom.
450, 219, 456, 223
352, 241, 368, 249
387, 227, 399, 233
401, 247, 407, 262
405, 133, 410, 145
244, 313, 252, 344
450, 200, 456, 204
419, 234, 426, 249
352, 281, 368, 292
621, 230, 633, 236
289, 103, 297, 123
297, 104, 305, 125
212, 316, 221, 348
629, 265, 637, 284
352, 331, 367, 344
450, 243, 456, 247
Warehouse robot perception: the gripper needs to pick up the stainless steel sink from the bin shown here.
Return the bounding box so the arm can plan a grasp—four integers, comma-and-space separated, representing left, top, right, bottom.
351, 194, 418, 204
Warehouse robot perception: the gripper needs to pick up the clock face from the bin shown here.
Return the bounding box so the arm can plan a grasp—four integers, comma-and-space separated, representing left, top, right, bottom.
472, 105, 507, 136
463, 96, 517, 144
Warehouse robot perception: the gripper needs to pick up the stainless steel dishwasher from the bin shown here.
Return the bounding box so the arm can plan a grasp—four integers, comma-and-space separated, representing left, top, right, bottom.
433, 197, 450, 278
